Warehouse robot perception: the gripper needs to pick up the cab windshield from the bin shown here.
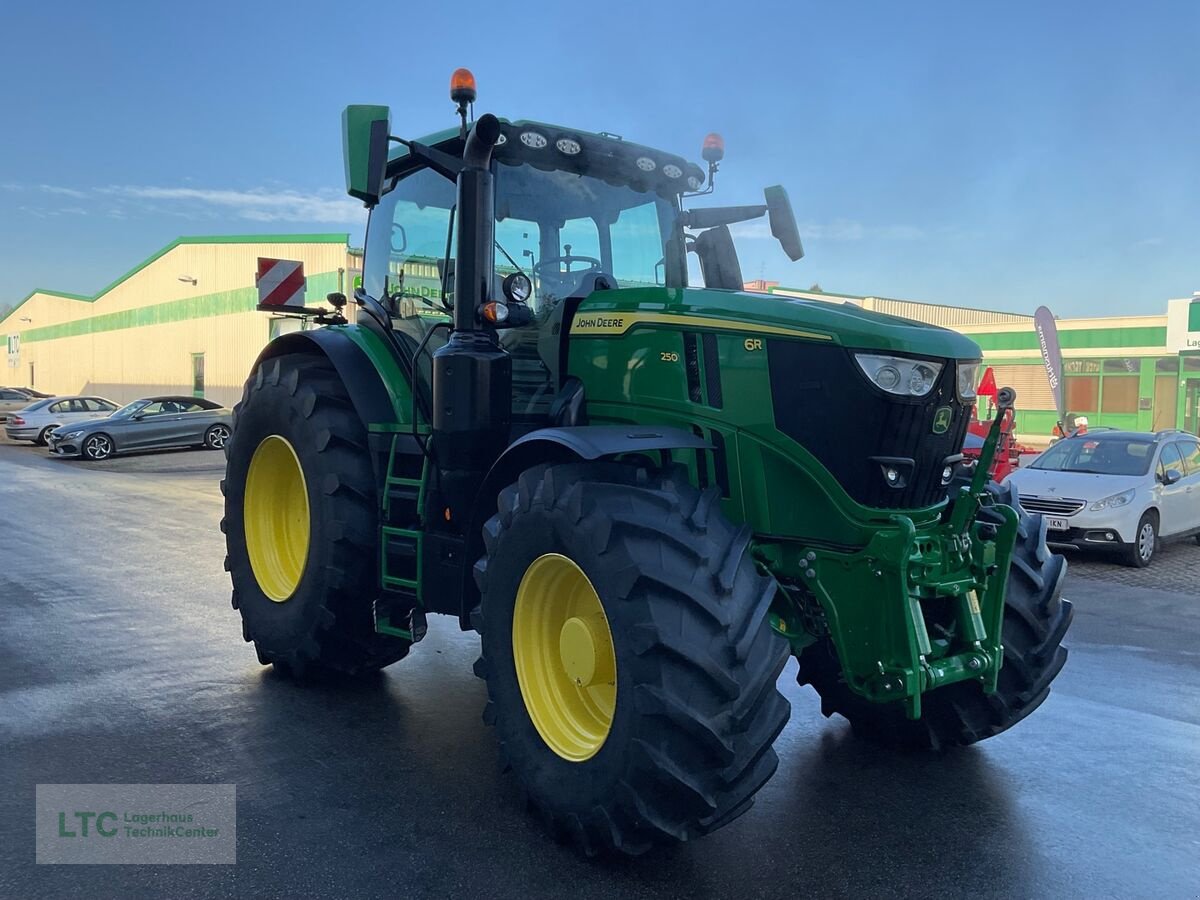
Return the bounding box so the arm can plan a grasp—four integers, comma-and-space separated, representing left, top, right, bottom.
363, 162, 677, 318
363, 160, 678, 417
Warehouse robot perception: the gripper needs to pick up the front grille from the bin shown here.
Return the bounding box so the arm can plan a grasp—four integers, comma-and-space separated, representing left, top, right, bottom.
1019, 495, 1086, 516
767, 342, 970, 509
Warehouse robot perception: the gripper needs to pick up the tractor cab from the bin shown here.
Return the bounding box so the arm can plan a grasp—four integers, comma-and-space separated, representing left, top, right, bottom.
352, 91, 803, 424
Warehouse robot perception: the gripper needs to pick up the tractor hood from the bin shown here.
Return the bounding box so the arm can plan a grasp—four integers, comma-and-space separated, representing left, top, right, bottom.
574, 287, 982, 360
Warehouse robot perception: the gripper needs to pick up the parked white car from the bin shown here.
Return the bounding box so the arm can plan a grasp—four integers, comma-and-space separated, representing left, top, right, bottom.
4, 395, 120, 445
1005, 430, 1200, 567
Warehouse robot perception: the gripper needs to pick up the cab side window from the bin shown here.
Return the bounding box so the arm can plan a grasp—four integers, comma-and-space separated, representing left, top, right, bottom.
1179, 440, 1200, 476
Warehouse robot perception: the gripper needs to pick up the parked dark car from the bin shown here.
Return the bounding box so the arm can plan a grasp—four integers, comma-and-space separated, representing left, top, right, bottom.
48, 395, 233, 460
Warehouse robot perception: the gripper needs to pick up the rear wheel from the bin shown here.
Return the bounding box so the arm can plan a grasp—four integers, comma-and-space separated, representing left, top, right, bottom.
37, 425, 59, 446
222, 352, 410, 676
473, 463, 790, 854
82, 433, 113, 460
1120, 512, 1157, 568
798, 480, 1073, 749
204, 423, 231, 450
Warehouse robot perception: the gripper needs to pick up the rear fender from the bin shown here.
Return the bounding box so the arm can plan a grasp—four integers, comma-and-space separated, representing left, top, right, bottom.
252, 329, 405, 429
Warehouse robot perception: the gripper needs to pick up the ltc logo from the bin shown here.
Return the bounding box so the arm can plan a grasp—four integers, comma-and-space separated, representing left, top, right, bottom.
932, 406, 953, 435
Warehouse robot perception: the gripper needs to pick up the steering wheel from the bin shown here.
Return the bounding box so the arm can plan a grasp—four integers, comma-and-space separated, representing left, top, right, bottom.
533, 255, 602, 280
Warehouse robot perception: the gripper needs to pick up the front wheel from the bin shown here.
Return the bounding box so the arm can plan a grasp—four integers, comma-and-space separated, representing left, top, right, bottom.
1120, 512, 1157, 568
82, 434, 114, 460
473, 463, 790, 855
37, 426, 59, 446
798, 480, 1073, 749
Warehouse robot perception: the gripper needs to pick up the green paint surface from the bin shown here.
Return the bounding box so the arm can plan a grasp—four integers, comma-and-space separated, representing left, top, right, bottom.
970, 325, 1167, 352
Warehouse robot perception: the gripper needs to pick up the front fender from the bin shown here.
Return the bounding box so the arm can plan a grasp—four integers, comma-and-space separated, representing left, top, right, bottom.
457, 424, 712, 627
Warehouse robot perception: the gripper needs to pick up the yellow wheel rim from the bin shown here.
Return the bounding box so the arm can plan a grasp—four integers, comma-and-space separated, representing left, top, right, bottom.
512, 553, 617, 762
244, 435, 310, 602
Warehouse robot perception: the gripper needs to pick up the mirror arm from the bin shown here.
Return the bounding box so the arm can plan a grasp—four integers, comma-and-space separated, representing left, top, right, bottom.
679, 204, 768, 230
390, 137, 463, 181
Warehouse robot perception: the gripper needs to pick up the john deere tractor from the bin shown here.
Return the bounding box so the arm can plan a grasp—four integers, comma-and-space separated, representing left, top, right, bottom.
223, 70, 1072, 854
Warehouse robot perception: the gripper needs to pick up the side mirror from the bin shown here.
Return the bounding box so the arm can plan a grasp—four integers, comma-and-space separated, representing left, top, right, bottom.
1162, 469, 1182, 485
764, 185, 804, 261
342, 104, 392, 206
693, 225, 744, 290
132, 413, 145, 421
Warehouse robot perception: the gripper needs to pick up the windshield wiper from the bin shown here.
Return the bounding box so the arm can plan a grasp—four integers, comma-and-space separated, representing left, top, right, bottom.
494, 239, 529, 281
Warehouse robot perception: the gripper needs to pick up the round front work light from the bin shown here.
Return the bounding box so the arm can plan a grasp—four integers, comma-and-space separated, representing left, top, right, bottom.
520, 131, 547, 149
502, 271, 533, 304
662, 164, 682, 179
555, 137, 581, 155
450, 68, 477, 105
687, 175, 703, 190
636, 156, 656, 172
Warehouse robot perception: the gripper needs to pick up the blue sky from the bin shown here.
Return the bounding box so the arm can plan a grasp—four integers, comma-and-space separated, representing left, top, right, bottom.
1, 0, 1196, 317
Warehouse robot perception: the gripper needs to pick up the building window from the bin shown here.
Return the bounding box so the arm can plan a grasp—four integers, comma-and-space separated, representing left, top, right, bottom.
192, 353, 205, 398
1155, 357, 1180, 373
1065, 376, 1099, 412
1102, 358, 1140, 374
1100, 376, 1139, 414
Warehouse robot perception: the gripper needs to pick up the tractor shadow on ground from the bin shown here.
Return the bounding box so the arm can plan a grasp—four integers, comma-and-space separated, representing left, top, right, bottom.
606, 712, 1043, 896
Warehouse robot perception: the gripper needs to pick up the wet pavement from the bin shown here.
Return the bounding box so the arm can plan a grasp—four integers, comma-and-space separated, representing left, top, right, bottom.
1, 440, 1197, 899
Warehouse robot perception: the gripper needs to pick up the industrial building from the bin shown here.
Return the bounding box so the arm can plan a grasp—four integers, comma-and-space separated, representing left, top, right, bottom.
3, 235, 1197, 441
1, 234, 352, 408
766, 285, 1200, 442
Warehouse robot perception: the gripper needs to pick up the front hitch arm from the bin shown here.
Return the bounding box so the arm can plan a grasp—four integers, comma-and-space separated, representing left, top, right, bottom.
949, 387, 1016, 534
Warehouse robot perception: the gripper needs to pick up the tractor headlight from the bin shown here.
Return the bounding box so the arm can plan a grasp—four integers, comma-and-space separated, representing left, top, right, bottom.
1089, 489, 1135, 511
854, 353, 943, 397
957, 362, 981, 400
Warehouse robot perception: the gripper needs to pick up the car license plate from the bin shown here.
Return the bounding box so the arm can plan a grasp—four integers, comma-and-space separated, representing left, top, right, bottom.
1046, 517, 1069, 532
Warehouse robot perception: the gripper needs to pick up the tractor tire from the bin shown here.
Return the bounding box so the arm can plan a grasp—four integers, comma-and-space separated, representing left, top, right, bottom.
222, 352, 410, 677
472, 462, 791, 855
797, 480, 1073, 749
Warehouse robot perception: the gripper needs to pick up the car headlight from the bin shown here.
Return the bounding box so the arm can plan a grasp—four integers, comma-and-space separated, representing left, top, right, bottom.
1089, 489, 1135, 511
957, 362, 981, 400
61, 430, 83, 439
854, 353, 943, 397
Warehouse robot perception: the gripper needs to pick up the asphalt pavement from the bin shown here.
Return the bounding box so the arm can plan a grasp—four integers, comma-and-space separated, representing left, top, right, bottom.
1, 438, 1198, 899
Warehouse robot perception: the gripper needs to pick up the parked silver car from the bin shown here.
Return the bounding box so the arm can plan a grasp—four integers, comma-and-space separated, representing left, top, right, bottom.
48, 395, 233, 461
0, 387, 35, 423
5, 395, 120, 444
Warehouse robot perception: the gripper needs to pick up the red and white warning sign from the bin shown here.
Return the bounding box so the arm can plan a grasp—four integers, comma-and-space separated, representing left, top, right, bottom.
256, 258, 306, 309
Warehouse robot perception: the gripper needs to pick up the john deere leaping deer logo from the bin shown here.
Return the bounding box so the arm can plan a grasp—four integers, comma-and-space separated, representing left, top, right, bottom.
932, 406, 952, 434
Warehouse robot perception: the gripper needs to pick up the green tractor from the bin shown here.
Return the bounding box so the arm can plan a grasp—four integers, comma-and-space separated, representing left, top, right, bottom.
223, 70, 1072, 854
